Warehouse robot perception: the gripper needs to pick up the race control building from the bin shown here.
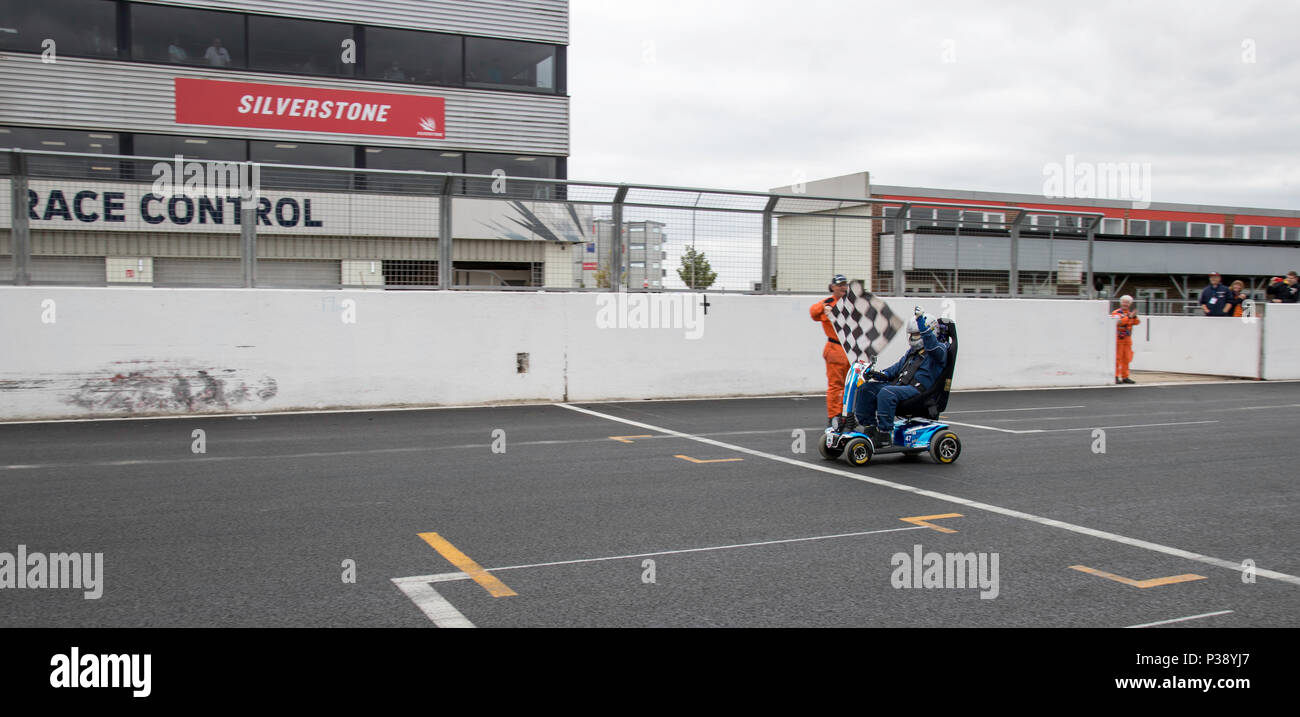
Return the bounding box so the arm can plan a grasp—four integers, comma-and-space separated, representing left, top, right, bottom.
0, 0, 574, 288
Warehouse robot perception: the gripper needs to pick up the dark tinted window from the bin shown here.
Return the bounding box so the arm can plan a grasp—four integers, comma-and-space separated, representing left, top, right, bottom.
1148, 221, 1167, 237
131, 4, 245, 68
134, 134, 246, 162
0, 0, 117, 58
249, 16, 355, 77
465, 152, 558, 198
1169, 221, 1187, 237
1266, 226, 1282, 241
364, 27, 461, 86
0, 126, 119, 178
0, 126, 119, 154
251, 140, 354, 191
466, 38, 556, 93
362, 146, 461, 193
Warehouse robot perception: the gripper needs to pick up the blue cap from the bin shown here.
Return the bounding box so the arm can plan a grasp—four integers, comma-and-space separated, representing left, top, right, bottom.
831, 274, 848, 285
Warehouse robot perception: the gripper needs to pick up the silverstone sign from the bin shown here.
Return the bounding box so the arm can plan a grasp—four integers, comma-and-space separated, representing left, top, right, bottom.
174, 78, 446, 139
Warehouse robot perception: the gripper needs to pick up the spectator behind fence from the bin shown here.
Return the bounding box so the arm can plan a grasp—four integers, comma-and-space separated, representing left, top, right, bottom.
1266, 276, 1287, 303
1111, 294, 1140, 384
1284, 272, 1300, 303
1199, 272, 1232, 316
1226, 280, 1248, 317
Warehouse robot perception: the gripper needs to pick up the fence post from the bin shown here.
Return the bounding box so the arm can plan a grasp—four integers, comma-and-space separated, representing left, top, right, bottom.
10, 150, 30, 286
1008, 210, 1024, 297
240, 161, 257, 288
894, 203, 910, 296
1085, 217, 1097, 299
610, 185, 628, 291
761, 196, 778, 293
438, 174, 454, 289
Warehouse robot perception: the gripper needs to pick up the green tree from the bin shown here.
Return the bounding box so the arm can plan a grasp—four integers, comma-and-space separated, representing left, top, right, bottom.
677, 247, 717, 289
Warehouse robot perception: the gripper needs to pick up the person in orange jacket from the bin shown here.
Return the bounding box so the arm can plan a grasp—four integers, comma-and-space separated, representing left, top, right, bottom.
1112, 294, 1140, 384
812, 274, 850, 427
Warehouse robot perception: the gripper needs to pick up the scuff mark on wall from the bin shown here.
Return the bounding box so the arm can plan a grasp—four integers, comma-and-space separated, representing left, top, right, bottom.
62, 365, 278, 414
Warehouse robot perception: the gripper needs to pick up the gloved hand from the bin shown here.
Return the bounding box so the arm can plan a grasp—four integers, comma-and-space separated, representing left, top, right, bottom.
867, 371, 888, 382
913, 312, 933, 334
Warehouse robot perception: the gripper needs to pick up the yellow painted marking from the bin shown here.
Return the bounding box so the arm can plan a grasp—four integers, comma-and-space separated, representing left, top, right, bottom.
609, 435, 654, 443
418, 532, 517, 598
674, 454, 744, 464
900, 513, 964, 534
1069, 565, 1206, 588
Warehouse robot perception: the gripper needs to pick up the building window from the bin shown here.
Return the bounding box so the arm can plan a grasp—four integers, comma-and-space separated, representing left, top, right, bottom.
1287, 227, 1300, 242
249, 15, 355, 77
1101, 218, 1123, 234
0, 0, 117, 59
0, 126, 119, 154
1266, 226, 1283, 241
134, 134, 246, 162
464, 153, 558, 198
1129, 219, 1148, 236
1168, 221, 1188, 237
251, 140, 355, 191
131, 4, 246, 69
1147, 221, 1167, 237
363, 26, 461, 86
465, 38, 557, 93
361, 147, 462, 193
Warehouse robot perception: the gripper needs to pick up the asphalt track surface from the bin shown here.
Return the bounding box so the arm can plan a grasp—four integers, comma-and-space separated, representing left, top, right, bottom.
1, 380, 1297, 628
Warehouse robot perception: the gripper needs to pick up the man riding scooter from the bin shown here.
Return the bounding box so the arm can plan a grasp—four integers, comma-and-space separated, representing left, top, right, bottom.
853, 311, 947, 449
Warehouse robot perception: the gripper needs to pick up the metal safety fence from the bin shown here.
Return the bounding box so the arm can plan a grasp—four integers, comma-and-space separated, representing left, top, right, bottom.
3, 148, 1104, 296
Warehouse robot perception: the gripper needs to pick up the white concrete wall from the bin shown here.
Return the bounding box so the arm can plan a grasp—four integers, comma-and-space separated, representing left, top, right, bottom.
1263, 304, 1300, 380
1129, 316, 1262, 378
0, 288, 1117, 420
870, 298, 1115, 390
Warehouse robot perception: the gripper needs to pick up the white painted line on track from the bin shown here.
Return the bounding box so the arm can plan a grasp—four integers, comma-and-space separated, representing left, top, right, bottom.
556, 403, 1300, 587
393, 525, 929, 585
1036, 420, 1219, 433
1124, 610, 1234, 629
389, 578, 475, 628
940, 420, 1043, 434
945, 405, 1086, 414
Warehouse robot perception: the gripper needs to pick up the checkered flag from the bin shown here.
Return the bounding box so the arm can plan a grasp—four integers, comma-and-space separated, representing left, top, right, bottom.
829, 280, 904, 364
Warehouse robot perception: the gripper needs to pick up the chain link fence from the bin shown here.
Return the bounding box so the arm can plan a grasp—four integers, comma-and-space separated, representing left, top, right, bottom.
3, 148, 1109, 296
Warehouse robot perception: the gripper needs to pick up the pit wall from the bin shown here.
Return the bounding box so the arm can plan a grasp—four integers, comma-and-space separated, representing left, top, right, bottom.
0, 288, 1146, 420
1127, 308, 1300, 380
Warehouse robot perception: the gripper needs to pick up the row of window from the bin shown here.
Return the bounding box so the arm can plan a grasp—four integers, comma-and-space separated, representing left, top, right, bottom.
1, 125, 563, 195
0, 0, 563, 94
883, 207, 1297, 241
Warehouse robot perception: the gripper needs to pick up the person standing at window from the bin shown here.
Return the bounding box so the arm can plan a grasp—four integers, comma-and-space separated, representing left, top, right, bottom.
168, 38, 188, 64
204, 38, 231, 67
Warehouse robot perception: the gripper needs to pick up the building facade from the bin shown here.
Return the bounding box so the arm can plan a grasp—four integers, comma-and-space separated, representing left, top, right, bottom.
773, 172, 1300, 309
0, 0, 576, 288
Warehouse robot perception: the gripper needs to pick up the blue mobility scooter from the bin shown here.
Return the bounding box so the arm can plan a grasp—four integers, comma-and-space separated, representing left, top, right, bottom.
819, 318, 961, 466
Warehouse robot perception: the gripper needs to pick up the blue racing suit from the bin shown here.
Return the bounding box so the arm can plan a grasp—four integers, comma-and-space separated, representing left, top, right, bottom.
853, 328, 948, 432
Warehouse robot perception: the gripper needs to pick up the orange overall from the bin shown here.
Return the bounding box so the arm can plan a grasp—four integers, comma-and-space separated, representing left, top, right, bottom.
1111, 308, 1140, 379
812, 297, 850, 419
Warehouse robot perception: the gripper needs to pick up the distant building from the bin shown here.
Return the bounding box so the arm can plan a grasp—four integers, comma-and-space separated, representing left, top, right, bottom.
585, 219, 667, 289
773, 171, 1300, 308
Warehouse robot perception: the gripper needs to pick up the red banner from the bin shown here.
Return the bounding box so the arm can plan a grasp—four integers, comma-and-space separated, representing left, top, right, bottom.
174, 78, 445, 139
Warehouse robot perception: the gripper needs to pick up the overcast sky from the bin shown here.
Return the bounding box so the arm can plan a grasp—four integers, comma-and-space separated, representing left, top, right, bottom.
569, 0, 1299, 211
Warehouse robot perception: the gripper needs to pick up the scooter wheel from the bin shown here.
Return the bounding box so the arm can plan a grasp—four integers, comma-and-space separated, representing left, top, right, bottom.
818, 434, 843, 460
929, 431, 961, 464
844, 437, 873, 467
